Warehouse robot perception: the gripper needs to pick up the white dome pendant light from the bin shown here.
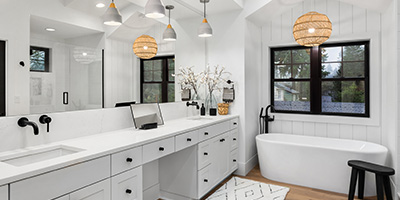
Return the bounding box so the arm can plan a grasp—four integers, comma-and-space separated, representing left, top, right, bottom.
163, 5, 177, 41
198, 0, 212, 37
145, 0, 165, 19
103, 0, 122, 26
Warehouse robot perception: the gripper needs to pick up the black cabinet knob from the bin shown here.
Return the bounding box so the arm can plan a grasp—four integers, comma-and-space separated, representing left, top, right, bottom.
126, 158, 133, 163
159, 147, 165, 151
233, 159, 237, 162
220, 139, 225, 142
187, 138, 192, 142
204, 132, 209, 136
204, 152, 208, 156
126, 189, 132, 194
233, 138, 237, 141
204, 179, 208, 183
233, 122, 237, 125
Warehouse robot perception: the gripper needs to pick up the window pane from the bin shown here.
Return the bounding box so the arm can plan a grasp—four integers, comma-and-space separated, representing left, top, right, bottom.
343, 62, 364, 78
292, 49, 310, 63
274, 50, 291, 64
343, 45, 365, 61
144, 71, 153, 82
274, 65, 291, 79
168, 83, 175, 102
143, 83, 162, 103
168, 58, 175, 81
169, 69, 175, 81
153, 70, 162, 81
274, 81, 310, 112
153, 60, 162, 70
143, 61, 153, 71
293, 64, 310, 78
321, 47, 341, 62
321, 81, 365, 114
322, 63, 341, 78
168, 58, 174, 70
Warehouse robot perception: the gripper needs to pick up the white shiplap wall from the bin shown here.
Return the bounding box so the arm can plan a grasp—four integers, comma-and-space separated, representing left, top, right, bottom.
262, 0, 383, 145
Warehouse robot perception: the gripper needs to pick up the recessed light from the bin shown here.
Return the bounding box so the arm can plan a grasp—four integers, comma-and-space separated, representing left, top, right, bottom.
45, 27, 56, 32
96, 3, 105, 8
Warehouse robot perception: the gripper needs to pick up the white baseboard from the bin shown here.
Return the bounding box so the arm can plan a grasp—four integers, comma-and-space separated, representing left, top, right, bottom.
143, 183, 160, 200
234, 154, 258, 176
160, 190, 193, 200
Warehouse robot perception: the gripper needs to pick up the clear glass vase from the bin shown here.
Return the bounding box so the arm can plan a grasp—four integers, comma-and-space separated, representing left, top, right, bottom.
191, 92, 201, 101
205, 91, 218, 113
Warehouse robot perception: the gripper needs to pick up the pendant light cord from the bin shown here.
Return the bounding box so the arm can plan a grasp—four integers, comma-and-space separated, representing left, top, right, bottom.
203, 1, 206, 18
169, 9, 171, 24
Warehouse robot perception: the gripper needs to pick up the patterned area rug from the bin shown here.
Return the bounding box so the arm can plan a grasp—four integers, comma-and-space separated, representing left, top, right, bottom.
206, 177, 290, 200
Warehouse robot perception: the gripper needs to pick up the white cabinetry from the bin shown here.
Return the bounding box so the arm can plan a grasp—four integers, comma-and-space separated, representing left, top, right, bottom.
112, 166, 142, 200
0, 185, 7, 200
143, 137, 175, 164
70, 179, 111, 200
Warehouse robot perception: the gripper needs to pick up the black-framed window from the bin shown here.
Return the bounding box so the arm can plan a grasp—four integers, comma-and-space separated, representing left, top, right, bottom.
140, 56, 175, 103
271, 41, 369, 117
30, 46, 50, 72
0, 41, 5, 116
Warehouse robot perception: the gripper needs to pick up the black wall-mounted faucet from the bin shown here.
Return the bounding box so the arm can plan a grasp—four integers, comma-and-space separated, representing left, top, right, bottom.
186, 101, 200, 109
39, 115, 52, 132
17, 117, 39, 135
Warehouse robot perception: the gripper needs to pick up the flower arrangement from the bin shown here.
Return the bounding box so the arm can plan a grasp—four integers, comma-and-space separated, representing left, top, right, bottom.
201, 65, 230, 94
176, 66, 203, 99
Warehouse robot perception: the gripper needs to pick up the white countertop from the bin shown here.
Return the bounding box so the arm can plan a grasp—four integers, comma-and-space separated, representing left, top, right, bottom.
0, 115, 238, 186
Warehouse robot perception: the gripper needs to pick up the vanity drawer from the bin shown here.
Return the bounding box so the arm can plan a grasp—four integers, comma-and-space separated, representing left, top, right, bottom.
143, 137, 175, 164
198, 121, 230, 141
111, 146, 142, 175
175, 130, 199, 152
111, 166, 143, 200
230, 118, 239, 130
230, 129, 238, 151
0, 185, 7, 200
230, 148, 238, 172
198, 164, 212, 198
198, 139, 212, 170
10, 156, 110, 200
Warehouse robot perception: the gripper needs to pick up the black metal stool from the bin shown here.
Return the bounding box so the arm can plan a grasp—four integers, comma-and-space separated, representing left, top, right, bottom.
348, 160, 395, 200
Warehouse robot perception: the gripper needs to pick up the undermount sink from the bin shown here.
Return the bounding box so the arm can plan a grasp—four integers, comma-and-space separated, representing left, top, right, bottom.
187, 116, 214, 121
0, 145, 85, 167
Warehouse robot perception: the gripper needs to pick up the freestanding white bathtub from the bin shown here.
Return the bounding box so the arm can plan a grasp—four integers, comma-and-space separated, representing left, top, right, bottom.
256, 134, 388, 196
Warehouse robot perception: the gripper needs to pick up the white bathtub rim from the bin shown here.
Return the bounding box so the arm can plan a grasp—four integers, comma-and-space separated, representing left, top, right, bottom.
256, 133, 388, 155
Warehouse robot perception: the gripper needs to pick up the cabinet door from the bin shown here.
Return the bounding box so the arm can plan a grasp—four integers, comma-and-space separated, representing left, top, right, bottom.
210, 133, 230, 183
70, 179, 110, 200
112, 166, 143, 200
0, 185, 7, 200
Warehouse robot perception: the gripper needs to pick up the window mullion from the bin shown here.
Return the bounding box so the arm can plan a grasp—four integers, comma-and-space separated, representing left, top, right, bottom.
310, 46, 321, 114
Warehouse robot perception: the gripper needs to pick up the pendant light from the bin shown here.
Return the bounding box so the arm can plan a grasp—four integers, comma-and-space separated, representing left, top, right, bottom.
163, 5, 177, 41
133, 35, 158, 59
293, 11, 332, 46
103, 0, 122, 26
198, 0, 212, 37
145, 0, 165, 19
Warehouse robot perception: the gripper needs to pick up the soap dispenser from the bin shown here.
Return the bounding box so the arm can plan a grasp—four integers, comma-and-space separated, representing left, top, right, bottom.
200, 103, 205, 116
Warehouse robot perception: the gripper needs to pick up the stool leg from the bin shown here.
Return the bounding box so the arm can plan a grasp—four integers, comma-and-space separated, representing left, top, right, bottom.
375, 174, 384, 200
358, 170, 365, 199
348, 168, 358, 200
383, 176, 393, 200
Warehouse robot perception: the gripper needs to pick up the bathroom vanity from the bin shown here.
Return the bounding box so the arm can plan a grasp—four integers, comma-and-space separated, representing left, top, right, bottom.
0, 115, 239, 200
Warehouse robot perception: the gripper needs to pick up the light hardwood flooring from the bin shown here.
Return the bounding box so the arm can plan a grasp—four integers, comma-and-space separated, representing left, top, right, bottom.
201, 165, 378, 200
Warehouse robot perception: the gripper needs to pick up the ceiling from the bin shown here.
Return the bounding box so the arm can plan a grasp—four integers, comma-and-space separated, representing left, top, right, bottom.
30, 15, 103, 40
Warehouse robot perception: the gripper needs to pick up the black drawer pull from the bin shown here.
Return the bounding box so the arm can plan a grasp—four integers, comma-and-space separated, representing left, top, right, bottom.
220, 139, 225, 142
204, 179, 208, 183
159, 147, 165, 151
187, 138, 192, 142
204, 152, 208, 156
233, 138, 237, 141
204, 132, 209, 136
126, 158, 133, 163
126, 189, 132, 194
233, 122, 237, 125
233, 159, 237, 162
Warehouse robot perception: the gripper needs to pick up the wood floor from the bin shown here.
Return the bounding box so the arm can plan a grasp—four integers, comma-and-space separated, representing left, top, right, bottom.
202, 165, 378, 200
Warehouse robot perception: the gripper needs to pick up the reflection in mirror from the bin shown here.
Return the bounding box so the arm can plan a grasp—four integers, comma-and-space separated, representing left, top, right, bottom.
29, 15, 104, 114
130, 103, 164, 129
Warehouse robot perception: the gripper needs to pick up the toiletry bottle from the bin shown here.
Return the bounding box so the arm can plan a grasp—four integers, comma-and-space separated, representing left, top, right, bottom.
200, 103, 205, 116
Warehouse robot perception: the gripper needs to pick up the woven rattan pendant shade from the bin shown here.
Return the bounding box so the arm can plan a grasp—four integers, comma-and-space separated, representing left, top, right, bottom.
293, 11, 332, 47
133, 35, 158, 59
